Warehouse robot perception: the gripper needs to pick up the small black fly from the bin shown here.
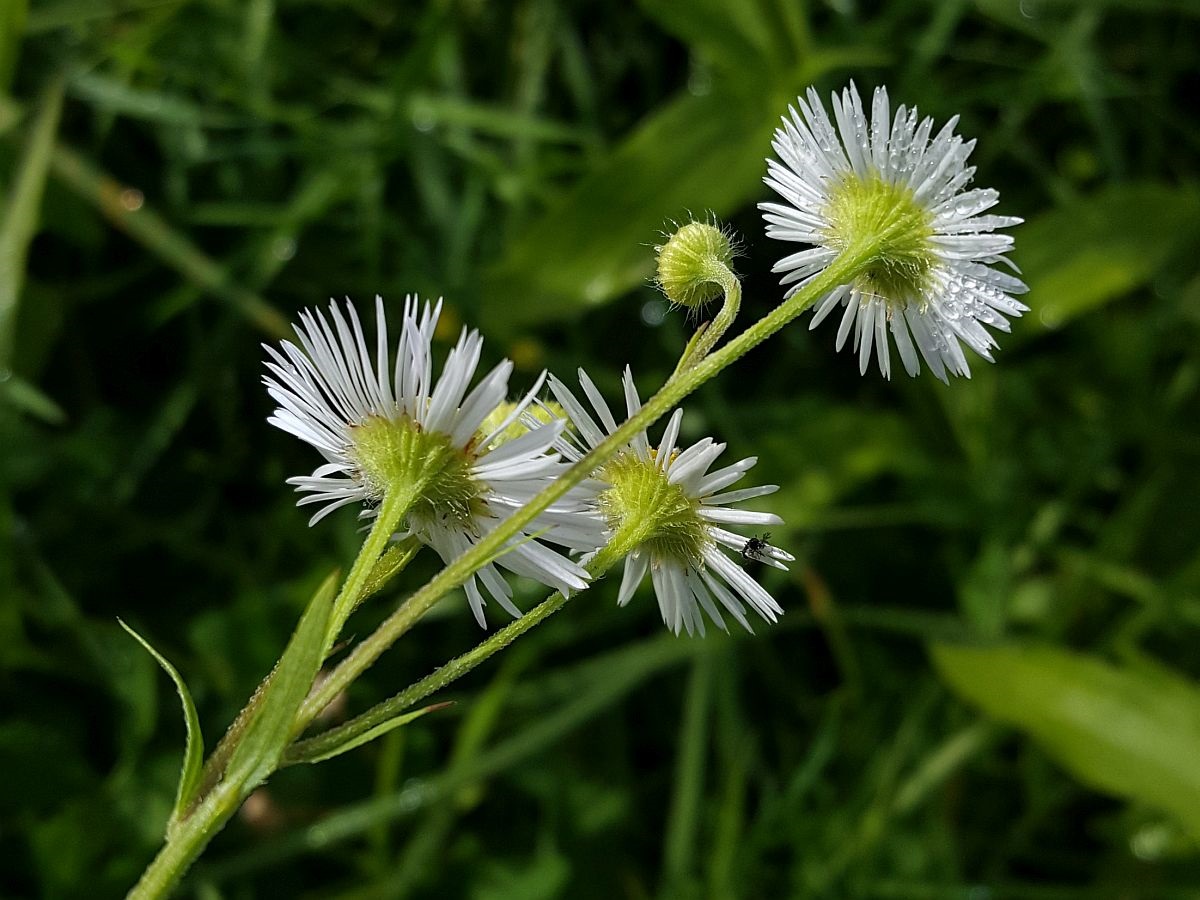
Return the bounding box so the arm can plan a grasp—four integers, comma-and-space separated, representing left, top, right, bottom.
741, 532, 772, 562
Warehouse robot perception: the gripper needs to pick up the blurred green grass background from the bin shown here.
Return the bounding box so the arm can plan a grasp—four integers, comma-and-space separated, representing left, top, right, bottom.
3, 0, 1200, 897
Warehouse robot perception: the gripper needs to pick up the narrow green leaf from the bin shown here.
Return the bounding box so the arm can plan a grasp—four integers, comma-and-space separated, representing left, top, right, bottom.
479, 83, 773, 335
0, 0, 28, 91
0, 74, 64, 372
0, 372, 66, 424
407, 92, 592, 144
931, 642, 1200, 838
663, 653, 714, 889
225, 573, 338, 788
117, 619, 206, 828
69, 71, 249, 127
292, 702, 452, 766
26, 0, 173, 32
638, 0, 787, 76
1018, 182, 1200, 331
46, 141, 292, 339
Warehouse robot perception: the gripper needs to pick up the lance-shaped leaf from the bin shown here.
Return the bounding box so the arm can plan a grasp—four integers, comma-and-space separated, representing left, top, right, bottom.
638, 0, 795, 77
0, 0, 26, 93
931, 642, 1200, 839
224, 573, 338, 790
118, 619, 205, 833
286, 702, 452, 766
0, 75, 63, 375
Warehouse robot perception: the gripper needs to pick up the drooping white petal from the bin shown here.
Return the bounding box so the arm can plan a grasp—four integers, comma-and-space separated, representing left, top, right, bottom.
617, 553, 649, 607
656, 409, 684, 471
698, 507, 783, 526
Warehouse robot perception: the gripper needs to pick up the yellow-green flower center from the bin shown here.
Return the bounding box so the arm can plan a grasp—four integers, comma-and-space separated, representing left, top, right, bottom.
598, 452, 709, 564
349, 415, 483, 528
822, 173, 936, 308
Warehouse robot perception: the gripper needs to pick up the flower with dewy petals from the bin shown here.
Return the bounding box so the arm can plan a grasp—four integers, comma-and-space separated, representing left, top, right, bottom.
546, 367, 793, 637
263, 296, 601, 626
760, 82, 1030, 381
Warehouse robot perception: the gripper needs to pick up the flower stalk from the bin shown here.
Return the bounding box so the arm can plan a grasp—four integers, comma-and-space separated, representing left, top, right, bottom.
127, 781, 244, 899
328, 488, 414, 635
672, 269, 740, 377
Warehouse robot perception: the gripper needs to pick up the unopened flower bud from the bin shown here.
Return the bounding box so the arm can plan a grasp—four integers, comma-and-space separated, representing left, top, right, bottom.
655, 220, 737, 309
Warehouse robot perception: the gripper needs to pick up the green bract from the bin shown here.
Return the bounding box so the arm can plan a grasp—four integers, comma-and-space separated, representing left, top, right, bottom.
349, 415, 483, 527
598, 451, 709, 564
821, 173, 935, 308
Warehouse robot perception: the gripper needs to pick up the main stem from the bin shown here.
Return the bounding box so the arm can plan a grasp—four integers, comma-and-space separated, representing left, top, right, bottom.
295, 241, 878, 733
127, 783, 243, 900
127, 489, 413, 900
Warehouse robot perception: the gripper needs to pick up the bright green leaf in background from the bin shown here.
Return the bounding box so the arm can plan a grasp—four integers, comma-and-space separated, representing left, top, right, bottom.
0, 74, 62, 421
1018, 182, 1200, 331
480, 0, 887, 334
0, 0, 26, 92
931, 642, 1200, 840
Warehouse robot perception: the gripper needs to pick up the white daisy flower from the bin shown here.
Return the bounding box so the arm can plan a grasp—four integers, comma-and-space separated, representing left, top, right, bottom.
263, 296, 601, 626
545, 367, 793, 637
760, 81, 1030, 381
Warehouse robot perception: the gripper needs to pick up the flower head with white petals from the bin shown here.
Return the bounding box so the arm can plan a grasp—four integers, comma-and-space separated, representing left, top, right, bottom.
545, 367, 793, 637
760, 82, 1030, 381
263, 296, 602, 626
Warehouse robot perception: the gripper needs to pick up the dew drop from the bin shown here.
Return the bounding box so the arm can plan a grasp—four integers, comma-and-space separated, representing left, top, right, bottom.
273, 236, 297, 261
411, 102, 436, 132
119, 188, 144, 212
640, 300, 668, 327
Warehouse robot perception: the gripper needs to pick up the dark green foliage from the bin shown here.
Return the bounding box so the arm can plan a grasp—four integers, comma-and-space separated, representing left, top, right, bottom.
3, 1, 1200, 897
